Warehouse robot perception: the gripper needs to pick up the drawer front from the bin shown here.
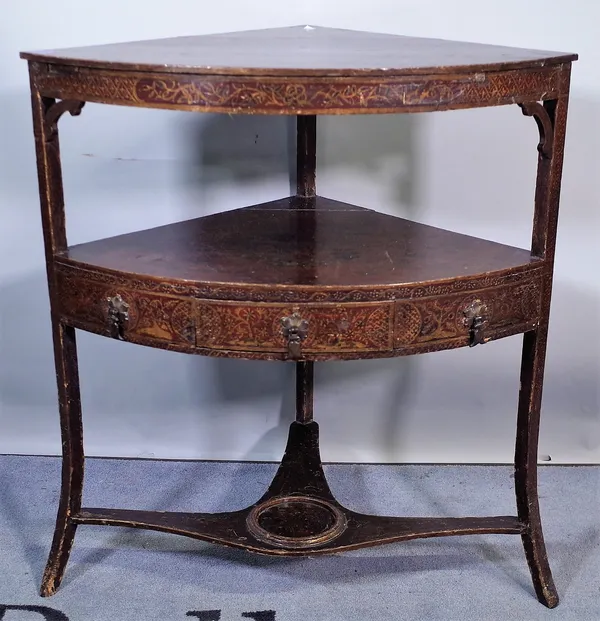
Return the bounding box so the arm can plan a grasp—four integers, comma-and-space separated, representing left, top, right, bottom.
56, 272, 108, 329
56, 273, 195, 346
195, 301, 394, 353
56, 268, 542, 358
394, 279, 542, 349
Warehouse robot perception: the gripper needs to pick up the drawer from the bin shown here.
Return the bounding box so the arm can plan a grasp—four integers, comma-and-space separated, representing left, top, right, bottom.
394, 279, 542, 349
195, 301, 394, 354
56, 268, 542, 358
56, 273, 195, 346
56, 273, 394, 355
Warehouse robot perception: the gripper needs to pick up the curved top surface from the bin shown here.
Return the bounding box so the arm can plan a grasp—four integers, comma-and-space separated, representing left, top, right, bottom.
59, 197, 538, 291
21, 25, 576, 77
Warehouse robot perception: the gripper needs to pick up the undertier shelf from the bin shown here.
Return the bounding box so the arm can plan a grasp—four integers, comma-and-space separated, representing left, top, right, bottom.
59, 196, 538, 288
72, 422, 524, 556
54, 196, 544, 360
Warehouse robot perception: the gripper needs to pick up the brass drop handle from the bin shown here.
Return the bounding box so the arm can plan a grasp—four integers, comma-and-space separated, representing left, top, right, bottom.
281, 311, 309, 359
107, 294, 129, 340
463, 300, 488, 347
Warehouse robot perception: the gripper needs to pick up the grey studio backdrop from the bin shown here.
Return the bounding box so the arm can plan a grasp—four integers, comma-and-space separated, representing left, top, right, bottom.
0, 2, 598, 464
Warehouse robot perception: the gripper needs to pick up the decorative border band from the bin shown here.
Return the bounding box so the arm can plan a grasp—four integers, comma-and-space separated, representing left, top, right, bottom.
32, 63, 566, 114
55, 260, 545, 303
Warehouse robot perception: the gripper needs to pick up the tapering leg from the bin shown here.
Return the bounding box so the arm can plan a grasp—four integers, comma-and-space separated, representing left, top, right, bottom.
514, 90, 571, 608
514, 327, 558, 608
40, 323, 84, 597
28, 64, 86, 596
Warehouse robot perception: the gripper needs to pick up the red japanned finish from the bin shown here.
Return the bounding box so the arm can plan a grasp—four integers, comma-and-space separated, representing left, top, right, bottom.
21, 26, 576, 609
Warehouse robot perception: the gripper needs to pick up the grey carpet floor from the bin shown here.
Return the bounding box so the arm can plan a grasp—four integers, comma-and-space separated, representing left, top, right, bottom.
0, 456, 598, 621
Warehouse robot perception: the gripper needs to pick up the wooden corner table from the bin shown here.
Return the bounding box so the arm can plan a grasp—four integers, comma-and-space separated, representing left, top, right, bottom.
21, 26, 577, 607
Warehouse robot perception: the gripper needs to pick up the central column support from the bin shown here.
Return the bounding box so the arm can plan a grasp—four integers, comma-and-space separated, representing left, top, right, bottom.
296, 362, 314, 423
296, 115, 316, 197
294, 114, 317, 424
247, 114, 345, 547
247, 336, 341, 547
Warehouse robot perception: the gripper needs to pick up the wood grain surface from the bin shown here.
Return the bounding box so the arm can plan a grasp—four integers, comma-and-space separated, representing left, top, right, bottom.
20, 26, 576, 76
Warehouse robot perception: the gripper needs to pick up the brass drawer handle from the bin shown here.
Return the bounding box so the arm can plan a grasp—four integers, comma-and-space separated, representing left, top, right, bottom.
463, 299, 488, 347
281, 310, 309, 359
107, 294, 129, 340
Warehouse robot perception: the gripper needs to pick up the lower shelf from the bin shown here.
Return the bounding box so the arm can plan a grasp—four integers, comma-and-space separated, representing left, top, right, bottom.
71, 421, 524, 556
73, 507, 523, 556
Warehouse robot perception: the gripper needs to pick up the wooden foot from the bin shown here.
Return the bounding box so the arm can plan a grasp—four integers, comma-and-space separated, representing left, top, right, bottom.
41, 521, 78, 597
